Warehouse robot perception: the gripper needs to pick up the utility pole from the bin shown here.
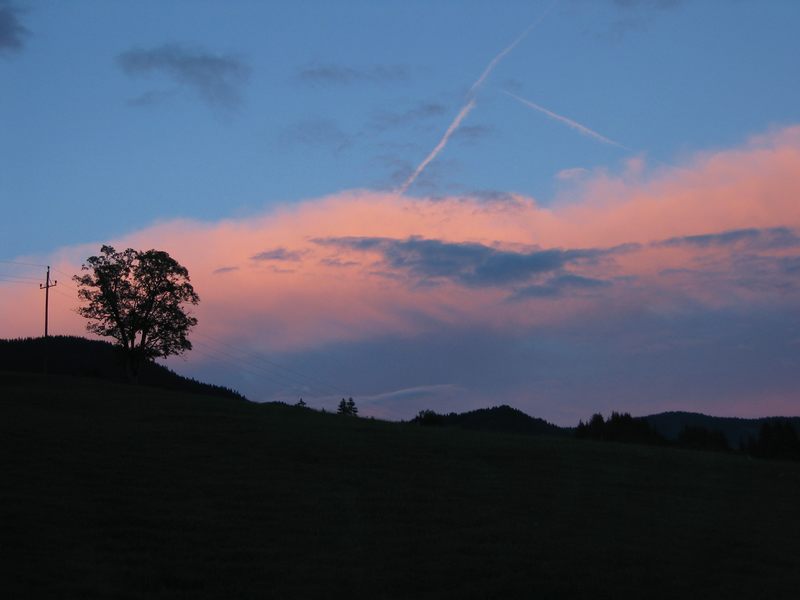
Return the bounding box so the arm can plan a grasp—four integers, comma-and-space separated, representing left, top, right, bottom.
39, 265, 57, 338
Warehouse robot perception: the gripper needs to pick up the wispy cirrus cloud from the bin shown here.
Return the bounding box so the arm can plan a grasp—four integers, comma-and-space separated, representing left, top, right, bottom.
370, 102, 447, 132
0, 1, 28, 55
126, 89, 177, 108
510, 273, 613, 300
116, 43, 251, 111
296, 63, 410, 86
655, 227, 800, 250
571, 0, 686, 40
279, 118, 354, 152
213, 266, 239, 274
251, 248, 305, 262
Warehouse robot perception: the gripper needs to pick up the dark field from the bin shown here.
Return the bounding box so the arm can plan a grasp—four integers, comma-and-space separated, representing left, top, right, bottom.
3, 371, 800, 599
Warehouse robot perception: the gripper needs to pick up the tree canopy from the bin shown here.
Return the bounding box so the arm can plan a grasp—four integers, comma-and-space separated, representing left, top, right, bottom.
74, 245, 199, 378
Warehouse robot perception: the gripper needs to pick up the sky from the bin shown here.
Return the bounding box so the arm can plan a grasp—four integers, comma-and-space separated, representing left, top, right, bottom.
3, 0, 800, 425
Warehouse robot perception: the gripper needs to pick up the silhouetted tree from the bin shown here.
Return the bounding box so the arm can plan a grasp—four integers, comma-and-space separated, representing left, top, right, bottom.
296, 398, 307, 408
745, 419, 800, 460
575, 412, 666, 445
576, 413, 606, 440
74, 245, 199, 381
411, 409, 446, 426
337, 397, 358, 416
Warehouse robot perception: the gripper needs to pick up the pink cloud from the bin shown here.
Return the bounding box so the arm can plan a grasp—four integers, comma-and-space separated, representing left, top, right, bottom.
3, 125, 800, 418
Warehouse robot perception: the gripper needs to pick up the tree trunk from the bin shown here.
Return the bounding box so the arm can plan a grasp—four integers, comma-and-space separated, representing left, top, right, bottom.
124, 349, 140, 384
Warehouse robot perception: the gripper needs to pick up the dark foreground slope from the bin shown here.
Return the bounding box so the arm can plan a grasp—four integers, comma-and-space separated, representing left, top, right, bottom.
4, 372, 800, 599
0, 336, 244, 400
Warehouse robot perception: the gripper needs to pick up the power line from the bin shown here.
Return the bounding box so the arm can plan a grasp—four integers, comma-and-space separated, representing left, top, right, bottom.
0, 259, 47, 267
0, 273, 42, 282
0, 275, 43, 283
50, 268, 81, 291
52, 288, 76, 301
1, 261, 349, 400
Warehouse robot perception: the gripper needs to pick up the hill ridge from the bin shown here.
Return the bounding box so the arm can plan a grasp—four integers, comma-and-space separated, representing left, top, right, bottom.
0, 335, 244, 401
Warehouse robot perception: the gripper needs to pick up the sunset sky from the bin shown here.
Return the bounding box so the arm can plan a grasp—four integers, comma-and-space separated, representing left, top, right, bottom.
3, 0, 800, 424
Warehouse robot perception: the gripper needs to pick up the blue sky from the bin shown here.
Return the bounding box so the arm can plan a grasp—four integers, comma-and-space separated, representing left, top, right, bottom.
3, 1, 800, 423
4, 0, 799, 257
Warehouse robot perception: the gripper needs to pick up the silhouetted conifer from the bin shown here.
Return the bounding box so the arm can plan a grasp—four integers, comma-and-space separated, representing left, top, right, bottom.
337, 397, 358, 416
575, 411, 666, 446
745, 419, 800, 460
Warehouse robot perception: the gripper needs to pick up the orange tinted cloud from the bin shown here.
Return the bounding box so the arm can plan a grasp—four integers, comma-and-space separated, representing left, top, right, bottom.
3, 126, 800, 358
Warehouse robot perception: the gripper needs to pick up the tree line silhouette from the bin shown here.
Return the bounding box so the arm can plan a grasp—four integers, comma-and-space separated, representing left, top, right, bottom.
413, 407, 800, 463
578, 412, 800, 461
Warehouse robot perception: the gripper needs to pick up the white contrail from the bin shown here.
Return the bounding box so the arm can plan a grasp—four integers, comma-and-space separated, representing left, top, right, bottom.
397, 98, 477, 195
503, 90, 629, 150
397, 2, 558, 195
469, 0, 559, 96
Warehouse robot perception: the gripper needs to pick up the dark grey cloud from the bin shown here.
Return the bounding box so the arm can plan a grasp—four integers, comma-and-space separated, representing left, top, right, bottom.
370, 102, 447, 131
296, 63, 410, 86
370, 154, 414, 188
467, 189, 520, 204
279, 118, 353, 151
729, 254, 800, 295
655, 227, 800, 251
649, 230, 800, 304
510, 274, 613, 300
126, 89, 176, 108
0, 1, 28, 55
315, 236, 622, 288
612, 0, 683, 8
251, 248, 304, 262
570, 0, 685, 40
781, 256, 800, 274
452, 124, 493, 144
213, 266, 239, 274
320, 258, 360, 268
369, 153, 456, 193
116, 44, 250, 110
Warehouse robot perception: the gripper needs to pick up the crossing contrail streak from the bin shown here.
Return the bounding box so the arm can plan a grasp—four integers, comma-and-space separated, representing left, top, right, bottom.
469, 0, 559, 96
397, 1, 558, 195
397, 99, 477, 195
503, 91, 629, 150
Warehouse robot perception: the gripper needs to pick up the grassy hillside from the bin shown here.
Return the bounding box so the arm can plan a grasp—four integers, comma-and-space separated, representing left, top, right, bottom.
0, 336, 244, 400
4, 371, 800, 599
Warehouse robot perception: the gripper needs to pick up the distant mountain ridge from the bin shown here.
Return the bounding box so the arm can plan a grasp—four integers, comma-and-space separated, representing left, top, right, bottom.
413, 404, 567, 436
0, 336, 244, 400
413, 404, 800, 445
643, 411, 800, 448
